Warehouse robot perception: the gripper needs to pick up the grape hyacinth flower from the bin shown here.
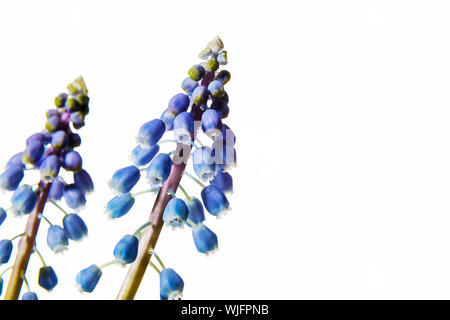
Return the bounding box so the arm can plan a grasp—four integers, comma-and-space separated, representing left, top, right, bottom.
0, 77, 94, 300
89, 37, 237, 300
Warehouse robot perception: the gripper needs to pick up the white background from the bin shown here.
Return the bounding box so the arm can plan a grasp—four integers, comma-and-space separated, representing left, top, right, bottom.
0, 0, 450, 300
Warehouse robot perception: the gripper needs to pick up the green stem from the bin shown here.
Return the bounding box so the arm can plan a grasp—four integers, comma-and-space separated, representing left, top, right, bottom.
21, 272, 30, 292
149, 248, 165, 269
167, 189, 176, 198
158, 139, 177, 145
33, 247, 46, 267
49, 200, 68, 216
178, 184, 192, 202
99, 260, 117, 270
149, 261, 160, 274
196, 138, 204, 148
40, 215, 53, 226
10, 233, 26, 242
183, 171, 206, 188
132, 188, 160, 197
0, 266, 13, 278
133, 221, 152, 237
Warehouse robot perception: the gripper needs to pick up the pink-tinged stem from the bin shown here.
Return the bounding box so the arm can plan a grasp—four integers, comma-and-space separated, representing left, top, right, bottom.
116, 72, 214, 300
4, 182, 51, 300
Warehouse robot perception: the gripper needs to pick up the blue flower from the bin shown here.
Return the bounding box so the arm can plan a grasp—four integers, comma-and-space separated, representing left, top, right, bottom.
108, 165, 141, 194
113, 234, 139, 264
0, 208, 6, 226
6, 152, 25, 170
160, 109, 175, 131
63, 184, 86, 210
51, 130, 68, 150
193, 147, 216, 181
173, 112, 194, 145
11, 185, 37, 215
168, 93, 190, 116
22, 292, 38, 300
63, 150, 83, 172
48, 177, 66, 201
202, 109, 223, 139
68, 133, 82, 148
0, 239, 13, 264
76, 264, 102, 293
210, 99, 229, 119
208, 80, 224, 98
201, 185, 230, 218
181, 77, 198, 95
163, 198, 189, 229
70, 112, 85, 129
212, 142, 237, 172
0, 166, 24, 191
188, 64, 206, 81
63, 214, 88, 241
38, 266, 58, 291
130, 145, 159, 167
74, 169, 94, 195
22, 140, 45, 165
185, 197, 205, 227
210, 170, 233, 194
146, 153, 172, 188
137, 119, 166, 147
47, 225, 69, 253
105, 193, 135, 219
0, 278, 3, 295
160, 268, 184, 300
220, 124, 236, 146
191, 86, 208, 106
192, 223, 218, 255
39, 155, 61, 182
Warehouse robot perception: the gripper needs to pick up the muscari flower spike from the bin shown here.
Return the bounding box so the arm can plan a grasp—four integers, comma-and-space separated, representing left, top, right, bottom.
0, 77, 94, 299
94, 37, 236, 299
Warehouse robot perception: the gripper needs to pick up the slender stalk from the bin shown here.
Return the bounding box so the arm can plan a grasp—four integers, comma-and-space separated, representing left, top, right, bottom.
4, 182, 51, 300
50, 200, 68, 216
149, 261, 161, 274
33, 247, 46, 267
178, 184, 192, 202
0, 266, 13, 278
133, 221, 152, 237
116, 71, 215, 300
10, 233, 27, 242
184, 171, 206, 188
149, 248, 165, 269
99, 260, 117, 269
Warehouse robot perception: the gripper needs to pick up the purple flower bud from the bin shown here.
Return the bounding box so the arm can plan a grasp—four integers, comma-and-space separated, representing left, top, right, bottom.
68, 133, 81, 148
181, 77, 198, 95
51, 130, 68, 150
188, 64, 206, 81
210, 99, 229, 119
39, 155, 61, 182
45, 115, 62, 133
64, 150, 82, 172
38, 266, 58, 291
168, 93, 190, 116
23, 140, 44, 165
70, 111, 85, 129
207, 80, 224, 98
191, 86, 209, 106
